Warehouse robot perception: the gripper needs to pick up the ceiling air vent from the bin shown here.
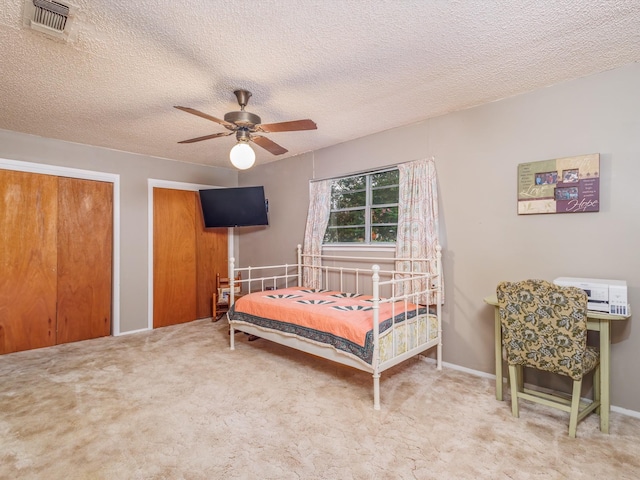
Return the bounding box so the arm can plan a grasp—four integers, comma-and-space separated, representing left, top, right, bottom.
23, 0, 76, 41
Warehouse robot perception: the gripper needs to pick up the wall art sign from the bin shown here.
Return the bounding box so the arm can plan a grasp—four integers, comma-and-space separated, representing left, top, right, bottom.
517, 153, 600, 215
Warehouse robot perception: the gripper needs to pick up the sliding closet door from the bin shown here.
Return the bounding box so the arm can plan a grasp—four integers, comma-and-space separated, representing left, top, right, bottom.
153, 188, 197, 328
0, 170, 58, 354
56, 177, 113, 344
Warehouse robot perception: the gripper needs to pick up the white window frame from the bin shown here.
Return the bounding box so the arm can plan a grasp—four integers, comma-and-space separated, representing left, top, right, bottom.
323, 168, 399, 247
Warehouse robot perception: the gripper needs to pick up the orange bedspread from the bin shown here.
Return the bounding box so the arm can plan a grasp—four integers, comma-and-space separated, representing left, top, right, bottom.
230, 287, 422, 348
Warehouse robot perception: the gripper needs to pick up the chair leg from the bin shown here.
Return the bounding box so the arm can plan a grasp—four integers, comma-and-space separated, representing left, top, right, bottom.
516, 364, 524, 391
508, 364, 520, 418
568, 379, 583, 438
594, 364, 601, 416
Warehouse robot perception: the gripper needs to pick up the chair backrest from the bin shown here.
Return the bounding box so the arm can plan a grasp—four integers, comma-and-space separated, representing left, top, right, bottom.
216, 272, 241, 304
496, 279, 589, 380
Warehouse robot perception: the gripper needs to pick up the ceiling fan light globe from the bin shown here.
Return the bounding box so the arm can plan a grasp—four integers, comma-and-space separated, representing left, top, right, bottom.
229, 142, 256, 170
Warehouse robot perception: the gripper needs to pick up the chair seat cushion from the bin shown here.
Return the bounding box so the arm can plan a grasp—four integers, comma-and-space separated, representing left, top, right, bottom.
582, 345, 599, 374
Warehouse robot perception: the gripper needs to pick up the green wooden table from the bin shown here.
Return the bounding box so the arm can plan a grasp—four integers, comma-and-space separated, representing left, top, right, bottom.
484, 294, 630, 434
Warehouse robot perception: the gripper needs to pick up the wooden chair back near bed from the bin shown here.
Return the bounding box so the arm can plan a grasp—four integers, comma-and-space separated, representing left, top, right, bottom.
216, 272, 241, 306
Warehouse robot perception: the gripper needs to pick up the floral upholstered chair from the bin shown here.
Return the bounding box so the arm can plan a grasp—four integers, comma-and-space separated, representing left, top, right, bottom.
496, 279, 600, 438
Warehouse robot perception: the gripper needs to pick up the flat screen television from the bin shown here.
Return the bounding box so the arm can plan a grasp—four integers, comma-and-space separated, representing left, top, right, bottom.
199, 186, 269, 228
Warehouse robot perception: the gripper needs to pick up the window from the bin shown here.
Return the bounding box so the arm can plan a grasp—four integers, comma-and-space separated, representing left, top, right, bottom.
323, 169, 399, 244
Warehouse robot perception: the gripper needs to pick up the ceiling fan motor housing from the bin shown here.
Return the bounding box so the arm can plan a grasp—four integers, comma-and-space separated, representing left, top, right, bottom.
224, 110, 261, 128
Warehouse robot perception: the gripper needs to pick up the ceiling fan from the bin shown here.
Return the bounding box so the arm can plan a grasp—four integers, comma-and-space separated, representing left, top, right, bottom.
174, 90, 317, 158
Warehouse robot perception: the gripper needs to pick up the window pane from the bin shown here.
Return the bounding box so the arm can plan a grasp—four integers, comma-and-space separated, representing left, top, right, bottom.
371, 225, 397, 243
331, 190, 366, 209
372, 186, 399, 205
324, 227, 366, 243
332, 175, 366, 192
371, 206, 398, 224
327, 209, 365, 226
323, 228, 338, 243
370, 170, 399, 187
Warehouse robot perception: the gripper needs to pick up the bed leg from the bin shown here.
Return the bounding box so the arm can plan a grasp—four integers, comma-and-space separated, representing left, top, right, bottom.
437, 342, 443, 370
373, 372, 381, 410
230, 325, 235, 350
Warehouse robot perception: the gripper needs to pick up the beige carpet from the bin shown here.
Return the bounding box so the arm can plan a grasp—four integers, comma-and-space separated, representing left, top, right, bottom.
1, 319, 639, 480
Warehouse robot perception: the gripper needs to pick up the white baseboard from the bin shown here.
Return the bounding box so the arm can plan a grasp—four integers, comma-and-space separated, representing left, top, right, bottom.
418, 355, 640, 419
115, 327, 150, 336
611, 405, 640, 419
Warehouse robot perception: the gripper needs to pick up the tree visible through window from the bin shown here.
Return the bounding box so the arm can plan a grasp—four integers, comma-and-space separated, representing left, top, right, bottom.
323, 169, 399, 244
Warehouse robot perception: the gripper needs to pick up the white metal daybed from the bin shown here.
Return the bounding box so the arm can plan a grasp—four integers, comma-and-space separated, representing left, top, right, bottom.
226, 245, 443, 409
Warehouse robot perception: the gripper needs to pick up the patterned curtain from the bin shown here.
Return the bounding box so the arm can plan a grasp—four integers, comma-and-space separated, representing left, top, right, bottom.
302, 179, 332, 288
394, 158, 442, 304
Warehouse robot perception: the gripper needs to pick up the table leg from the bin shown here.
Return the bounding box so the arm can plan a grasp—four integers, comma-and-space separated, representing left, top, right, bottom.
600, 320, 611, 434
494, 306, 503, 401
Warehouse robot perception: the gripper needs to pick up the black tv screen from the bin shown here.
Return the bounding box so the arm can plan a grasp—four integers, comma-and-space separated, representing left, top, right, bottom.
199, 186, 269, 228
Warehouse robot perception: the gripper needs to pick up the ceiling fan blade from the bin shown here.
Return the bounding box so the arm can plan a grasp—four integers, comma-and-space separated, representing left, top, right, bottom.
251, 135, 288, 155
174, 106, 235, 129
178, 132, 233, 144
257, 119, 317, 133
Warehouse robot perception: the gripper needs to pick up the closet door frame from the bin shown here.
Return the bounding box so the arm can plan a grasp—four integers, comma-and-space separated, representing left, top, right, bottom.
0, 157, 121, 335
147, 179, 234, 331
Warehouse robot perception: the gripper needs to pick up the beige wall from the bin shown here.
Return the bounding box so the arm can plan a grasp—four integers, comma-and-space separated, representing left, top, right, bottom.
0, 130, 238, 333
238, 63, 640, 412
237, 153, 314, 267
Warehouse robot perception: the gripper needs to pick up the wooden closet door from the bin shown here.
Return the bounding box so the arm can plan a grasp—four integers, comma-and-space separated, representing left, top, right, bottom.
195, 203, 228, 319
153, 188, 197, 328
56, 177, 113, 344
0, 170, 58, 354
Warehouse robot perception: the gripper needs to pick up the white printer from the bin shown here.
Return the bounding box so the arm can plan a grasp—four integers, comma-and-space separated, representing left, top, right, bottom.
553, 277, 628, 316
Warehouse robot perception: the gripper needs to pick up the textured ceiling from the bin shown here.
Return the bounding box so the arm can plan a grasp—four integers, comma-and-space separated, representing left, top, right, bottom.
1, 1, 639, 169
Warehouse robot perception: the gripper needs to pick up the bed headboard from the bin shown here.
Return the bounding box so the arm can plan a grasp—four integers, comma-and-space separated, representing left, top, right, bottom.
230, 244, 442, 306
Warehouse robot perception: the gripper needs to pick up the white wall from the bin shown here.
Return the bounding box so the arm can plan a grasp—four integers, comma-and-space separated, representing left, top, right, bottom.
240, 63, 640, 412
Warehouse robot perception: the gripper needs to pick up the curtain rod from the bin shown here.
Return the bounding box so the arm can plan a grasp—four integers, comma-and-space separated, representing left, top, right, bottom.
309, 156, 435, 183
